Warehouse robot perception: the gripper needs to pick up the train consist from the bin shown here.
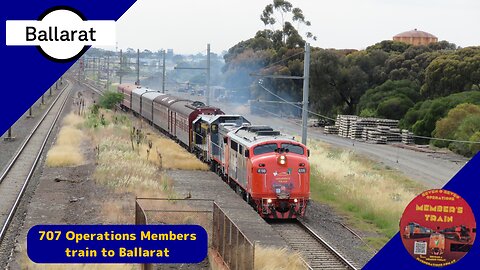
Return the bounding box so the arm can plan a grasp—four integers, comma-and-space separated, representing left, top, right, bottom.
117, 83, 310, 219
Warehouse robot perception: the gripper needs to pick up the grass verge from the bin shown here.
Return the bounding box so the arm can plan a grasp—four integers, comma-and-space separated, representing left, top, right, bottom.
254, 245, 305, 270
45, 113, 85, 167
308, 140, 426, 248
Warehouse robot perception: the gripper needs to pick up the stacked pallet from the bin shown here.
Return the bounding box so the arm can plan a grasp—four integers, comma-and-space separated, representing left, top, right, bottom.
337, 115, 358, 138
349, 118, 377, 140
363, 128, 387, 144
401, 129, 415, 144
333, 115, 411, 144
375, 118, 399, 129
374, 126, 402, 143
324, 126, 339, 135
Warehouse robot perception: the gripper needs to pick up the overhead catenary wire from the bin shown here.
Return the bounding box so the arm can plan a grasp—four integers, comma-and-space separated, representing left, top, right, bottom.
258, 83, 336, 121
263, 51, 304, 70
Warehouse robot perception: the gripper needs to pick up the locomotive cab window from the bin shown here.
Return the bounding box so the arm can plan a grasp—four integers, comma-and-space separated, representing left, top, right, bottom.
211, 124, 218, 133
231, 140, 238, 152
281, 143, 304, 155
253, 143, 277, 155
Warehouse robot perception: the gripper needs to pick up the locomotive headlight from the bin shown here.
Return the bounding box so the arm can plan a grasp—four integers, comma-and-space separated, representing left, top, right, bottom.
267, 199, 272, 204
294, 198, 298, 203
298, 168, 306, 173
278, 155, 287, 165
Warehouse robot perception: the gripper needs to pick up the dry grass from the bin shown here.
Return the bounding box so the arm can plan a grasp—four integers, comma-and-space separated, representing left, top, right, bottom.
45, 114, 85, 167
83, 110, 202, 223
62, 113, 85, 128
308, 140, 425, 239
94, 133, 174, 193
139, 136, 208, 171
101, 198, 134, 224
254, 246, 306, 270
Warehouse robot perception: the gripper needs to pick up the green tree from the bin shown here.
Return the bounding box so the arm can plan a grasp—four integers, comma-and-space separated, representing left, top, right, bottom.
422, 47, 480, 97
260, 0, 315, 48
358, 80, 420, 120
401, 91, 480, 137
99, 91, 124, 109
433, 103, 480, 156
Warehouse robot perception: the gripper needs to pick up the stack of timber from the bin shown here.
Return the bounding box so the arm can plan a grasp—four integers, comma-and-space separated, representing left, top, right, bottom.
324, 125, 339, 135
401, 129, 415, 144
337, 115, 358, 137
333, 115, 408, 144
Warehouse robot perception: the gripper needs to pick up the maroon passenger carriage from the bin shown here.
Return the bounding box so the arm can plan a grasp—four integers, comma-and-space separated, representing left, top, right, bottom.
118, 83, 223, 148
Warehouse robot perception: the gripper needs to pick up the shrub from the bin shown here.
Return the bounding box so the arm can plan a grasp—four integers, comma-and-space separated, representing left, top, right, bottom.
433, 103, 480, 156
358, 80, 420, 120
99, 91, 123, 109
401, 91, 480, 137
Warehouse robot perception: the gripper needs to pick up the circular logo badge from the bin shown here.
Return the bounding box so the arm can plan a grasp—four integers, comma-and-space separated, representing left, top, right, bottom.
400, 189, 476, 267
37, 6, 89, 62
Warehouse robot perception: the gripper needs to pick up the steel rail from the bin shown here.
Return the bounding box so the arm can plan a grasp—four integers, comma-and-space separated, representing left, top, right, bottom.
0, 81, 70, 185
297, 220, 358, 270
0, 80, 71, 244
270, 219, 358, 270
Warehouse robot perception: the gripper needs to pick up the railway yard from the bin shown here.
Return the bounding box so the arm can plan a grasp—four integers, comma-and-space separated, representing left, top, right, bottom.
0, 73, 467, 269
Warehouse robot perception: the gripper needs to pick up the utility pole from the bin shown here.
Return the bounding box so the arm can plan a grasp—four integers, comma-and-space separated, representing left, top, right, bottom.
136, 49, 140, 85
107, 55, 110, 90
174, 44, 211, 104
81, 56, 85, 81
249, 43, 311, 146
4, 127, 15, 141
97, 57, 100, 84
301, 43, 310, 146
162, 50, 166, 93
206, 43, 211, 106
119, 49, 123, 84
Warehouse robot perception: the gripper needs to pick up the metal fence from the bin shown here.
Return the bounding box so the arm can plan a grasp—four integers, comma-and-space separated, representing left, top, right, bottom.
135, 198, 256, 270
212, 202, 255, 270
135, 197, 214, 270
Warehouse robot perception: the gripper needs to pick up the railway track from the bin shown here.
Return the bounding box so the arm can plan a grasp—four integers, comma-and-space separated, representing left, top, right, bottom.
0, 80, 71, 244
270, 220, 358, 270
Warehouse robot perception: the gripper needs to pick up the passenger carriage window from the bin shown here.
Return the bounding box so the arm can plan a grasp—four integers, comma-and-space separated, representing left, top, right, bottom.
281, 143, 304, 155
253, 143, 277, 155
239, 145, 243, 154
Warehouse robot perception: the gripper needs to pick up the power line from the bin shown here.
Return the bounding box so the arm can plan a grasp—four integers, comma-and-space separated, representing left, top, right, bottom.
258, 83, 336, 121
263, 51, 304, 70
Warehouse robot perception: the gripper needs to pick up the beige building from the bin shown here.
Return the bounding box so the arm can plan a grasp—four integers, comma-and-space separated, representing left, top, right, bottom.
393, 29, 438, 45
